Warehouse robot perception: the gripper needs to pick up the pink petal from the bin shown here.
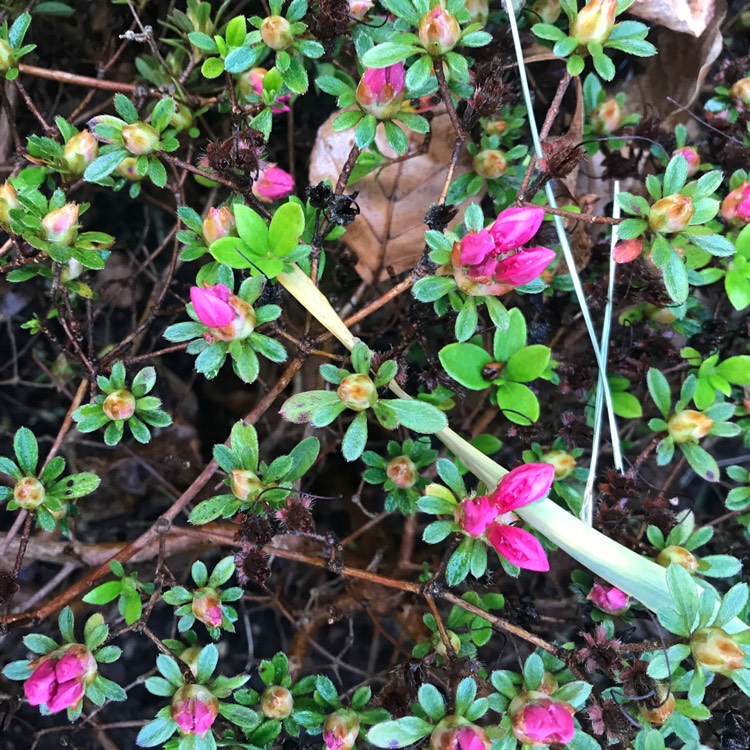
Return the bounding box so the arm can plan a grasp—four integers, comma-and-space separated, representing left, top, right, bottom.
190, 286, 235, 328
55, 651, 85, 682
193, 700, 217, 734
492, 247, 555, 286
523, 702, 575, 744
24, 659, 57, 707
459, 229, 495, 266
252, 166, 295, 203
486, 523, 549, 571
457, 727, 486, 750
460, 495, 499, 536
488, 206, 544, 252
490, 463, 555, 513
173, 699, 196, 732
47, 678, 84, 713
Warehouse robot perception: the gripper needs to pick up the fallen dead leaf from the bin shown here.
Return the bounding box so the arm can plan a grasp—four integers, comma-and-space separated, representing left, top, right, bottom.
629, 0, 717, 37
625, 0, 726, 119
309, 111, 483, 284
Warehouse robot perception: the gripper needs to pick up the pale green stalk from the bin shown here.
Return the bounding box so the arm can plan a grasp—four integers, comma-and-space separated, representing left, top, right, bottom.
503, 1, 621, 466
278, 265, 675, 611
584, 182, 623, 524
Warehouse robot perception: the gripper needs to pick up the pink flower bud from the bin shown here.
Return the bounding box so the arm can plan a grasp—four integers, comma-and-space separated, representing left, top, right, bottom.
356, 63, 406, 120
24, 645, 97, 714
348, 0, 374, 18
648, 194, 694, 233
190, 284, 257, 341
116, 157, 146, 182
613, 238, 643, 264
42, 203, 80, 245
489, 463, 555, 514
722, 181, 750, 225
252, 165, 295, 203
429, 717, 490, 750
386, 455, 418, 489
541, 450, 576, 479
121, 122, 160, 155
456, 726, 490, 750
230, 469, 265, 501
238, 68, 291, 113
510, 694, 576, 746
458, 229, 495, 266
337, 374, 378, 411
587, 582, 630, 615
0, 181, 20, 225
492, 247, 556, 286
13, 477, 46, 510
418, 6, 461, 56
488, 206, 545, 252
590, 99, 622, 135
655, 545, 699, 573
571, 0, 617, 46
202, 206, 237, 245
261, 16, 293, 50
63, 131, 99, 175
192, 588, 224, 628
458, 495, 499, 536
530, 0, 561, 24
667, 409, 713, 444
171, 684, 219, 735
673, 147, 700, 176
729, 77, 750, 109
0, 39, 14, 73
261, 685, 295, 718
690, 627, 746, 675
486, 523, 549, 571
102, 389, 137, 421
323, 708, 360, 750
472, 149, 507, 180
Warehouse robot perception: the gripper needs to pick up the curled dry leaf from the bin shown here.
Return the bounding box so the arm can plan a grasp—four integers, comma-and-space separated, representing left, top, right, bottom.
309, 111, 483, 284
629, 0, 717, 37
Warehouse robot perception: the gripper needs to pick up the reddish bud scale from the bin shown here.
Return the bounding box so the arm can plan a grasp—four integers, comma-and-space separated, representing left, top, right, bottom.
472, 149, 507, 180
122, 122, 160, 156
42, 203, 80, 245
655, 545, 699, 573
323, 708, 360, 750
418, 6, 461, 56
13, 477, 46, 510
722, 181, 750, 225
0, 181, 20, 225
261, 16, 293, 50
103, 389, 137, 421
540, 450, 576, 479
571, 0, 617, 46
590, 99, 622, 135
337, 374, 378, 411
63, 131, 99, 175
690, 626, 746, 674
261, 685, 295, 718
192, 588, 223, 628
203, 206, 237, 245
667, 409, 713, 443
648, 194, 694, 233
386, 455, 418, 489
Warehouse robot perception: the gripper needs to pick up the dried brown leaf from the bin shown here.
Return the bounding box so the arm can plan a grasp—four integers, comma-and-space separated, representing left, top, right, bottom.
309, 111, 483, 284
629, 0, 717, 37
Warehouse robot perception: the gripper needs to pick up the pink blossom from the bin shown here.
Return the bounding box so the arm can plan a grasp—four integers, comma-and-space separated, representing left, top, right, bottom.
673, 147, 700, 176
456, 726, 489, 750
722, 180, 750, 225
171, 685, 219, 735
191, 284, 235, 329
356, 63, 406, 120
512, 698, 575, 745
457, 229, 495, 266
489, 463, 555, 514
492, 246, 557, 286
486, 523, 549, 572
24, 646, 96, 714
459, 495, 499, 536
488, 207, 545, 252
252, 165, 295, 203
587, 582, 630, 615
192, 589, 224, 628
242, 68, 291, 113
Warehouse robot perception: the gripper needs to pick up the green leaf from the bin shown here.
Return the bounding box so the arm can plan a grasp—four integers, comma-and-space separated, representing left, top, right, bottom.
422, 520, 457, 543
280, 390, 341, 423
384, 399, 448, 433
504, 345, 550, 382
446, 537, 473, 586
157, 654, 185, 687
355, 115, 377, 149
114, 94, 138, 124
367, 717, 434, 748
495, 382, 540, 425
361, 43, 421, 68
688, 232, 736, 257
209, 237, 257, 269
225, 46, 258, 74
196, 643, 219, 683
439, 343, 492, 390
384, 121, 408, 154
412, 276, 456, 301
342, 411, 368, 461
533, 23, 566, 41
680, 442, 720, 483
666, 563, 699, 632
82, 581, 122, 605
455, 677, 477, 716
147, 158, 167, 188
647, 368, 671, 418
201, 56, 225, 79
136, 717, 178, 747
715, 356, 750, 385
663, 154, 688, 196
523, 653, 544, 691
282, 56, 308, 94
14, 427, 38, 475
225, 15, 247, 47
592, 53, 615, 81
84, 149, 128, 182
417, 684, 445, 720
269, 201, 305, 256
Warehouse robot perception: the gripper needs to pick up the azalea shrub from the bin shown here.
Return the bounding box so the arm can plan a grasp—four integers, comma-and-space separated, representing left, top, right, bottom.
1, 1, 750, 749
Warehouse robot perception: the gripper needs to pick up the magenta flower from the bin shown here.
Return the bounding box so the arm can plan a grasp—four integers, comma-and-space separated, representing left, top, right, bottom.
192, 589, 224, 628
587, 582, 630, 615
356, 63, 406, 120
252, 165, 295, 203
490, 463, 555, 512
722, 180, 750, 225
171, 685, 219, 735
459, 495, 499, 536
452, 206, 555, 295
456, 726, 490, 750
512, 697, 575, 746
191, 284, 235, 329
486, 523, 549, 572
488, 206, 544, 252
24, 646, 96, 714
